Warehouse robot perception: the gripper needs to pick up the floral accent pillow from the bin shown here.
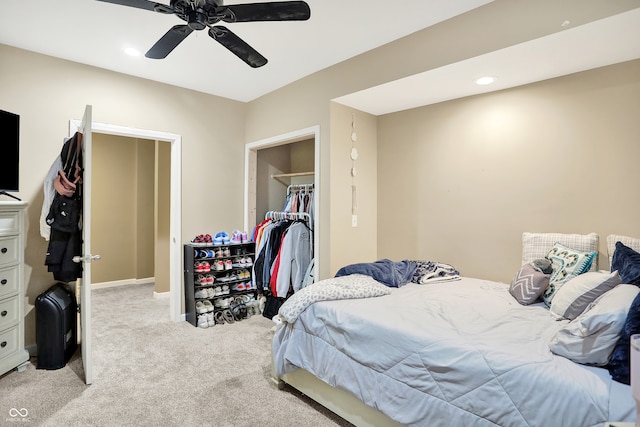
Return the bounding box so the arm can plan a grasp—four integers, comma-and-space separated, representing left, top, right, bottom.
543, 242, 597, 307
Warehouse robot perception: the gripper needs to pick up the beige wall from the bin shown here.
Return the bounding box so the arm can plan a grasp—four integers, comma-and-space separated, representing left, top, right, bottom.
91, 134, 167, 287
329, 103, 378, 271
1, 43, 245, 346
244, 0, 638, 279
377, 60, 640, 283
2, 0, 639, 347
155, 141, 171, 294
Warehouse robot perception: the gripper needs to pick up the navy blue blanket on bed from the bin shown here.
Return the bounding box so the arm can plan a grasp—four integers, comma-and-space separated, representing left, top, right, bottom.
335, 259, 417, 288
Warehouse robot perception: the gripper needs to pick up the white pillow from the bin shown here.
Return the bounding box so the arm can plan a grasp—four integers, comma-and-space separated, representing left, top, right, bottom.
549, 284, 639, 365
607, 234, 640, 267
522, 232, 599, 272
549, 270, 622, 320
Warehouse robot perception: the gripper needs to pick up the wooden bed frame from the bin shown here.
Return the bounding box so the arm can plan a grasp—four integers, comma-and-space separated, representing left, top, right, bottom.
272, 368, 404, 427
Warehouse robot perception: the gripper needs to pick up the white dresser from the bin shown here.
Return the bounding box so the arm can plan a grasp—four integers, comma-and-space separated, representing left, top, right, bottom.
0, 201, 29, 376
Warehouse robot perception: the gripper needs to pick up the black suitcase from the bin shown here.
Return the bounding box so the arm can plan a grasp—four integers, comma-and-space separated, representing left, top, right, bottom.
35, 282, 78, 370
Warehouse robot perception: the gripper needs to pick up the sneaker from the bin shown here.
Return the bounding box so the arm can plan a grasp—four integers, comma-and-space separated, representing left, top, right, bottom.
214, 231, 229, 246
191, 235, 209, 247
197, 313, 209, 328
215, 260, 224, 271
224, 259, 233, 270
244, 257, 253, 267
241, 231, 249, 243
215, 248, 224, 258
206, 311, 215, 327
232, 282, 246, 291
222, 285, 230, 295
206, 274, 214, 285
203, 300, 214, 312
194, 288, 207, 299
223, 247, 231, 257
214, 286, 222, 296
196, 301, 207, 314
202, 261, 211, 272
230, 230, 242, 244
195, 262, 203, 273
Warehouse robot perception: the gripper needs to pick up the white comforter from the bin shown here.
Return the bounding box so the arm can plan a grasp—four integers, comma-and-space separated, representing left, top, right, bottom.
272, 277, 636, 427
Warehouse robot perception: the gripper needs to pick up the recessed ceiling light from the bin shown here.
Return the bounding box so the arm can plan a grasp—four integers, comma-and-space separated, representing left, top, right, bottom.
123, 47, 141, 57
475, 76, 497, 85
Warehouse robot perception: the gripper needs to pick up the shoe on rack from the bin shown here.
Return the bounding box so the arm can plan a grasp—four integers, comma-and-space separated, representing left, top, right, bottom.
206, 311, 215, 327
223, 247, 231, 257
203, 300, 214, 312
195, 262, 203, 273
214, 311, 225, 325
232, 282, 246, 292
215, 248, 224, 258
191, 234, 209, 247
222, 285, 230, 294
206, 274, 214, 285
224, 259, 233, 270
214, 260, 224, 271
245, 257, 253, 267
197, 313, 209, 328
241, 231, 249, 243
214, 231, 230, 245
196, 301, 207, 314
194, 288, 207, 299
230, 230, 243, 244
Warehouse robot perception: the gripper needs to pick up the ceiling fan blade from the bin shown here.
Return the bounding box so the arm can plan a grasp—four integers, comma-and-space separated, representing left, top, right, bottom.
208, 26, 267, 68
95, 0, 173, 13
222, 1, 311, 22
146, 25, 194, 59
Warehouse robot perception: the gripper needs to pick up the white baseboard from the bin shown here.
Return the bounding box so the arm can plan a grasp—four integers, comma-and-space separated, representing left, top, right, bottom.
91, 277, 155, 290
153, 291, 170, 299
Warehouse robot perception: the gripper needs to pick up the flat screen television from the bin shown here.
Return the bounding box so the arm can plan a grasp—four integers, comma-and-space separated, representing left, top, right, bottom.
0, 109, 20, 199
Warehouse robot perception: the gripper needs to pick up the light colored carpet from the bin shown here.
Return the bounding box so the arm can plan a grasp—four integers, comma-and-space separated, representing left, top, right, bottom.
0, 283, 353, 427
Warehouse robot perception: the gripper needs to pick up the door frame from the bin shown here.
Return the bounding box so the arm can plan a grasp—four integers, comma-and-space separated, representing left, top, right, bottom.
69, 120, 183, 322
244, 125, 321, 277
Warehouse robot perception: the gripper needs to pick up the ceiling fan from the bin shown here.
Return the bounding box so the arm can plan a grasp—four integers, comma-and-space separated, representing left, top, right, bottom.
95, 0, 311, 68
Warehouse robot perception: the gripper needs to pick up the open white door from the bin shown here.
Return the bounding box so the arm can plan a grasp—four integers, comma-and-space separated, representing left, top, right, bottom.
73, 104, 99, 385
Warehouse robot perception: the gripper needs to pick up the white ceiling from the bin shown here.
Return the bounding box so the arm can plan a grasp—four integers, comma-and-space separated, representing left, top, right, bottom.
336, 8, 640, 115
1, 1, 639, 115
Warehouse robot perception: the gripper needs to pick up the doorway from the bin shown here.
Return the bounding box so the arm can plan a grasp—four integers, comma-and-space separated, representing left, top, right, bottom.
69, 120, 183, 322
244, 125, 321, 277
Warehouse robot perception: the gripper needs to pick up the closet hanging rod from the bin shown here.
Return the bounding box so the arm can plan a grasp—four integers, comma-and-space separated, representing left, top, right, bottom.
265, 211, 310, 222
271, 171, 314, 179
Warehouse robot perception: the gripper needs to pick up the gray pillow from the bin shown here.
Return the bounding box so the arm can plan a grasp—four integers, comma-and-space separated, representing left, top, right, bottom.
510, 261, 551, 305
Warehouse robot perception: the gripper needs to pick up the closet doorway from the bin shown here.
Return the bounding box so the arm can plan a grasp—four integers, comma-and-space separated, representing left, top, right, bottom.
69, 120, 182, 322
244, 125, 320, 278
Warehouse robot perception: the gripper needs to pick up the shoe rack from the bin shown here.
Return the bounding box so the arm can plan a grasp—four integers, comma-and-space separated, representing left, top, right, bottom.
183, 241, 258, 328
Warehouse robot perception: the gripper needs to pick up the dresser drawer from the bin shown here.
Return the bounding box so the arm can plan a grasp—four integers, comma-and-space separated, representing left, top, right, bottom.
0, 325, 18, 361
0, 211, 19, 236
0, 295, 18, 330
0, 265, 18, 299
0, 236, 19, 268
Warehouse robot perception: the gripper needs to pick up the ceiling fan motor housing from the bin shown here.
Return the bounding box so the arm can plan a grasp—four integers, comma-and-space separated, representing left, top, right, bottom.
187, 9, 207, 30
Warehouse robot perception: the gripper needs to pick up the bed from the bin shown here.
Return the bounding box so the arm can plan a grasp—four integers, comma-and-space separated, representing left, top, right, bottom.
271, 233, 640, 427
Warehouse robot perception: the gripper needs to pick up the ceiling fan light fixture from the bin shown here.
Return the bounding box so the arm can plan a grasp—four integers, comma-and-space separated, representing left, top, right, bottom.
475, 76, 497, 86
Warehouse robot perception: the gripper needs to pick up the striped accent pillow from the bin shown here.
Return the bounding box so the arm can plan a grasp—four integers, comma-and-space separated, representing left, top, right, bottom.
549, 270, 622, 319
522, 232, 599, 272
